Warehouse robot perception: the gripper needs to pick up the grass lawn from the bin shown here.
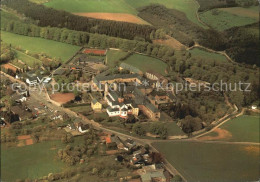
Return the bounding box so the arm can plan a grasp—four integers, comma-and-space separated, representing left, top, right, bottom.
69, 105, 92, 113
44, 0, 206, 28
164, 122, 185, 136
153, 141, 259, 182
1, 141, 66, 181
1, 31, 81, 62
199, 7, 258, 31
189, 48, 228, 62
205, 115, 259, 143
106, 50, 128, 67
124, 54, 168, 75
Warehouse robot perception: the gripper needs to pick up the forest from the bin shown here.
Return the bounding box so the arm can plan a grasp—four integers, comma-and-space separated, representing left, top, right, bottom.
2, 0, 155, 41
138, 4, 260, 66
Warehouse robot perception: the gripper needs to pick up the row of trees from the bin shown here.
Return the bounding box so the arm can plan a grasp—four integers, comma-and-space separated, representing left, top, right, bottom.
2, 0, 155, 41
132, 122, 168, 139
1, 17, 176, 64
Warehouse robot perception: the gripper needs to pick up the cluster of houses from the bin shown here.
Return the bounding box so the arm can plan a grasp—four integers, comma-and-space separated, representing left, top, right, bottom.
54, 52, 108, 79
99, 133, 172, 182
66, 118, 90, 134
91, 71, 175, 121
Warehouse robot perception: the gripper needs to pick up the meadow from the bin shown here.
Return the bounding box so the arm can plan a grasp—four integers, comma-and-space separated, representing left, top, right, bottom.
1, 141, 65, 181
106, 50, 129, 67
201, 115, 259, 143
189, 48, 228, 62
106, 50, 168, 75
200, 6, 258, 31
14, 50, 42, 67
1, 31, 81, 62
153, 141, 259, 182
124, 54, 168, 75
44, 0, 206, 27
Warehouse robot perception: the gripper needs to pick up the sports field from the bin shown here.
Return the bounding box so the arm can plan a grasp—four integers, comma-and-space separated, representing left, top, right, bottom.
1, 141, 65, 181
200, 115, 259, 143
1, 31, 81, 62
153, 141, 259, 182
44, 0, 206, 27
200, 6, 258, 31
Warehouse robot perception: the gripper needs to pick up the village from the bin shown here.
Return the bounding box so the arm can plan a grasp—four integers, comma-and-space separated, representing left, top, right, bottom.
0, 48, 182, 182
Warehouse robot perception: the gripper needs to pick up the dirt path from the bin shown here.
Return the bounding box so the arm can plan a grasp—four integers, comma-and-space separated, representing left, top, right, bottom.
194, 108, 244, 139
193, 0, 209, 28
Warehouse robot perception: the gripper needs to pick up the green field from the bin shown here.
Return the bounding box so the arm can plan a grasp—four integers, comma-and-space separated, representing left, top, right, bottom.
1, 31, 81, 62
200, 6, 258, 31
106, 50, 168, 75
124, 54, 168, 75
164, 122, 185, 136
106, 50, 128, 67
1, 141, 65, 181
205, 115, 259, 143
153, 141, 259, 182
44, 0, 206, 27
189, 48, 228, 62
45, 0, 138, 14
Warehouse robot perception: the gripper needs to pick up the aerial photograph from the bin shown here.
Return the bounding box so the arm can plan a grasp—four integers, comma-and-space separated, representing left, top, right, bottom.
0, 0, 259, 181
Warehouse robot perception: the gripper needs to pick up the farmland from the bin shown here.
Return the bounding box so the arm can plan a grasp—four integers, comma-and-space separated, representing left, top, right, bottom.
200, 6, 258, 31
200, 115, 259, 143
44, 0, 206, 27
1, 31, 81, 62
153, 141, 259, 182
1, 141, 65, 181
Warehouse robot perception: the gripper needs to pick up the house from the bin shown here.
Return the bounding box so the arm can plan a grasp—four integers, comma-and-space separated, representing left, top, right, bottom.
93, 74, 143, 91
105, 90, 139, 118
10, 106, 32, 121
251, 105, 257, 110
140, 171, 166, 182
67, 123, 76, 130
13, 95, 27, 103
91, 98, 102, 111
130, 154, 145, 166
125, 138, 136, 149
26, 76, 38, 86
139, 164, 167, 182
76, 122, 90, 133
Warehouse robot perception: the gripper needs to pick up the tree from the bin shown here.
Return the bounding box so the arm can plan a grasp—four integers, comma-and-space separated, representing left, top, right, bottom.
132, 123, 146, 136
